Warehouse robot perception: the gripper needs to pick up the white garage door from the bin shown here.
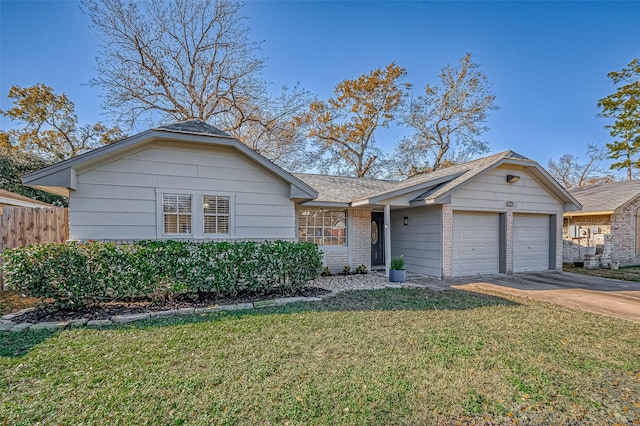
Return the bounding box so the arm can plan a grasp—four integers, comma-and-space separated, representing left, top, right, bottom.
513, 214, 550, 273
452, 212, 500, 277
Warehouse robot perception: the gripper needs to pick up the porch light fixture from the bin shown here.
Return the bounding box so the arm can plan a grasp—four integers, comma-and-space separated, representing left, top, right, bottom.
506, 174, 520, 184
404, 216, 408, 226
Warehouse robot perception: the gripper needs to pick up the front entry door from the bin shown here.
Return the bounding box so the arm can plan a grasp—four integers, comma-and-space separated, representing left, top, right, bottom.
371, 212, 384, 266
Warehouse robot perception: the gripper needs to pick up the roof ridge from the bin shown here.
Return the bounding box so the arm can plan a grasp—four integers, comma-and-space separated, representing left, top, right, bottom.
293, 172, 397, 183
155, 120, 231, 137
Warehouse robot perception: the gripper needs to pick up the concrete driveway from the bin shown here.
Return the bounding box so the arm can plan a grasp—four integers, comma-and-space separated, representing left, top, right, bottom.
411, 271, 640, 323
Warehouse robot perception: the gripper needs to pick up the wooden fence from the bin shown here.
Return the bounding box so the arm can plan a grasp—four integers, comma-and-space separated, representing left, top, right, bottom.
0, 207, 69, 289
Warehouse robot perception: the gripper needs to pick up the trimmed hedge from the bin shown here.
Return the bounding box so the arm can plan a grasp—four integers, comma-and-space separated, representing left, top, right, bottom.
2, 240, 323, 308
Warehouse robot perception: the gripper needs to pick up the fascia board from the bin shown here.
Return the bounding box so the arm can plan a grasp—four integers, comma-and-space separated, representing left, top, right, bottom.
358, 173, 464, 205
300, 201, 351, 208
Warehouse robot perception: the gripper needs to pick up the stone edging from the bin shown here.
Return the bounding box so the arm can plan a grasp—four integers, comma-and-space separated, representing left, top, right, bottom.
0, 283, 430, 334
0, 295, 332, 333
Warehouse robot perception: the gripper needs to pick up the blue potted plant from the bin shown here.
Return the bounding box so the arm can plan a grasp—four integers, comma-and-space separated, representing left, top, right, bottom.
389, 256, 407, 283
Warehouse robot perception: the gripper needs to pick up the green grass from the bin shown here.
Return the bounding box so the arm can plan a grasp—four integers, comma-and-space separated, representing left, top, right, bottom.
1, 288, 639, 425
564, 263, 640, 282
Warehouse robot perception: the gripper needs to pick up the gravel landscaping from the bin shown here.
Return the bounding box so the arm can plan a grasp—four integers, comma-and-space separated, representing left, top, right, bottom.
310, 272, 390, 292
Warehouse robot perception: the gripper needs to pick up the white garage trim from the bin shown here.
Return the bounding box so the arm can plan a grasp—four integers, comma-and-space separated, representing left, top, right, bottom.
513, 214, 550, 273
452, 212, 501, 277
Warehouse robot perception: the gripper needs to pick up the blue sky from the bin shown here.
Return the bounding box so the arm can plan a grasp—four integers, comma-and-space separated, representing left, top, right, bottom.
1, 1, 639, 176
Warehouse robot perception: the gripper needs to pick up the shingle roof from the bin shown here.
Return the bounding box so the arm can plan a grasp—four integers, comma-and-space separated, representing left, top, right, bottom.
569, 180, 640, 213
407, 150, 534, 203
294, 174, 397, 203
402, 150, 528, 189
350, 150, 532, 204
156, 120, 231, 137
294, 151, 534, 205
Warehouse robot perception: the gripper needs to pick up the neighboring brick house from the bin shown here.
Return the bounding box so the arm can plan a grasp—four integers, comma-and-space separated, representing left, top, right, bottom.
564, 180, 640, 267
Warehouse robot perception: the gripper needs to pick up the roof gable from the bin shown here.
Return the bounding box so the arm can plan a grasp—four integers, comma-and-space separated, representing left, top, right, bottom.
23, 121, 317, 201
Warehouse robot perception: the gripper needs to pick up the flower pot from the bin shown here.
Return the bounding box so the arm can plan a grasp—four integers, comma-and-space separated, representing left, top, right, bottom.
389, 269, 407, 283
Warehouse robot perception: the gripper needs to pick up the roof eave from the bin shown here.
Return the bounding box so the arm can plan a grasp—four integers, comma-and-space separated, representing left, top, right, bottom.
300, 201, 352, 208
564, 210, 614, 217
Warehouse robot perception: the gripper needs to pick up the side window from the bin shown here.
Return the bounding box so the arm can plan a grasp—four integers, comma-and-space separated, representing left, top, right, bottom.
203, 195, 230, 235
162, 193, 192, 234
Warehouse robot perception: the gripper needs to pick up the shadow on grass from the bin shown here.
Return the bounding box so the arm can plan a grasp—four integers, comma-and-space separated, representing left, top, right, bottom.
0, 328, 57, 358
1, 288, 518, 359
109, 288, 520, 333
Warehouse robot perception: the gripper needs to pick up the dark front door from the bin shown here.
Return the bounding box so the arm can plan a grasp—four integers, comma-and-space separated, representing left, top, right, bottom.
371, 212, 384, 266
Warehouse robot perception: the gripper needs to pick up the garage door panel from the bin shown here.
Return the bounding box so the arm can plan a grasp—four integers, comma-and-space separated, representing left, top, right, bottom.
514, 214, 549, 273
452, 212, 500, 277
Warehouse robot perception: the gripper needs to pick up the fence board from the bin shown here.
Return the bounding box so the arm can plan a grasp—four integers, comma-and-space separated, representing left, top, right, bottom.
0, 207, 69, 289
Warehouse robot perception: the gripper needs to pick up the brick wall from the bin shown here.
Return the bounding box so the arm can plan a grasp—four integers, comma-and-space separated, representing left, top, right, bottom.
562, 215, 611, 256
563, 207, 640, 267
611, 199, 640, 266
321, 247, 350, 273
318, 208, 372, 273
350, 209, 371, 270
506, 210, 513, 274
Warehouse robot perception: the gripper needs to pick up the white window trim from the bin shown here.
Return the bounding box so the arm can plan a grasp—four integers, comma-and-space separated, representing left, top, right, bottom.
296, 207, 349, 247
203, 195, 231, 236
156, 189, 235, 239
161, 193, 194, 237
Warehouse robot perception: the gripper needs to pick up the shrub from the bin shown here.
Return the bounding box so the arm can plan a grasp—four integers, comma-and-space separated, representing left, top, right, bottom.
2, 240, 323, 308
355, 264, 368, 274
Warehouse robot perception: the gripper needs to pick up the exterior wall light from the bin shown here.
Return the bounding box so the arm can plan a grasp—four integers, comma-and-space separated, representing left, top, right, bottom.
506, 174, 520, 183
404, 216, 408, 226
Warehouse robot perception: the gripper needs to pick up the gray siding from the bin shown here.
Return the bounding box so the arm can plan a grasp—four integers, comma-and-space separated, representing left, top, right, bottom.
391, 205, 442, 277
70, 141, 295, 241
451, 166, 563, 213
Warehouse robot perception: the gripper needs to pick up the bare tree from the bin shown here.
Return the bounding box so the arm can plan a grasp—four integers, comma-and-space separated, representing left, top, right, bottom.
297, 63, 410, 177
392, 53, 497, 178
547, 143, 615, 189
83, 0, 311, 167
222, 84, 316, 171
84, 0, 265, 128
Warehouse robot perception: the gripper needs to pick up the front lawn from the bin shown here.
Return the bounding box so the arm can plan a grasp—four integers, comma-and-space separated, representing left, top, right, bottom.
564, 263, 640, 282
1, 288, 639, 425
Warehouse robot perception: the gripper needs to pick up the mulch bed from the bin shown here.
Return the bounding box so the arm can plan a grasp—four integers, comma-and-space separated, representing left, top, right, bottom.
11, 287, 331, 324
